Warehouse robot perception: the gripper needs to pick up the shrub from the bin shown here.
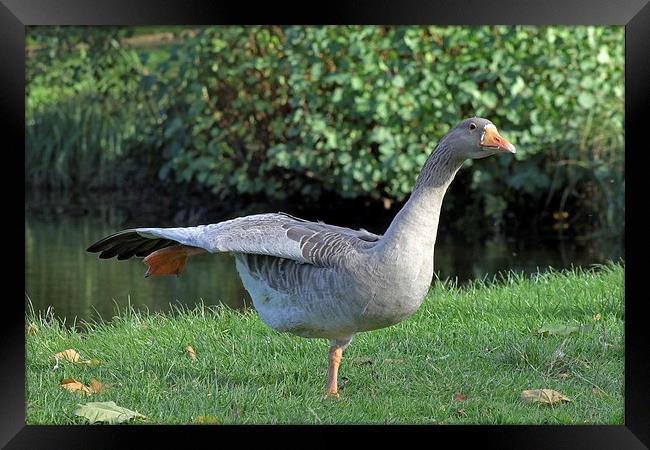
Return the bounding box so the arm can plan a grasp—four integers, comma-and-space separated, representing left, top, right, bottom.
26, 26, 624, 234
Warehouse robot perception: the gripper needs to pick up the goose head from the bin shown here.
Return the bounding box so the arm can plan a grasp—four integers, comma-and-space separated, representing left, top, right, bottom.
445, 117, 516, 160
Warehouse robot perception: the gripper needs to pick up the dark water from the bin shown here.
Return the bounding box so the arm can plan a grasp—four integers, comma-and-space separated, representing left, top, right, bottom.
25, 201, 624, 324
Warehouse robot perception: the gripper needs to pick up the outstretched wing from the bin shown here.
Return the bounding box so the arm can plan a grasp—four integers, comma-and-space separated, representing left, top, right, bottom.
86, 212, 381, 267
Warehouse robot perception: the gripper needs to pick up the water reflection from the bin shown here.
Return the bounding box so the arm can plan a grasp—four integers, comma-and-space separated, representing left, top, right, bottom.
25, 209, 623, 324
25, 215, 251, 323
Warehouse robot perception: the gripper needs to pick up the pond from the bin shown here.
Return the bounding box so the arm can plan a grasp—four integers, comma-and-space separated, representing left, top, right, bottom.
25, 197, 624, 324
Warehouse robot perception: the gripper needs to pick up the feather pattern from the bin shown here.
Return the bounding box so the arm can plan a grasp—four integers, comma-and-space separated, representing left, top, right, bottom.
87, 117, 508, 347
87, 212, 381, 267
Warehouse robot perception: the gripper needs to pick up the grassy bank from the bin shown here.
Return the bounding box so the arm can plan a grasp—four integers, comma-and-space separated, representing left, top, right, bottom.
26, 263, 624, 424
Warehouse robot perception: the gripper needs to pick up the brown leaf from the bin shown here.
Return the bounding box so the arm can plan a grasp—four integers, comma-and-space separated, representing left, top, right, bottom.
54, 349, 81, 363
454, 392, 468, 402
53, 349, 100, 367
60, 378, 94, 395
521, 389, 571, 404
186, 346, 197, 360
557, 373, 569, 380
89, 378, 103, 394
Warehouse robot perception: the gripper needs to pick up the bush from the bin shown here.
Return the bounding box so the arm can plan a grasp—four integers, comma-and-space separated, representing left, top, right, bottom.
26, 26, 624, 235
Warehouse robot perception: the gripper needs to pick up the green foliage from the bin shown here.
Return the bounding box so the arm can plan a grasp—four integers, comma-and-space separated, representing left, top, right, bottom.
26, 27, 163, 190
26, 26, 624, 234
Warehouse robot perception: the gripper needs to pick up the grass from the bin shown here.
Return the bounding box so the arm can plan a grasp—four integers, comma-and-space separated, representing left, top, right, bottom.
26, 262, 624, 424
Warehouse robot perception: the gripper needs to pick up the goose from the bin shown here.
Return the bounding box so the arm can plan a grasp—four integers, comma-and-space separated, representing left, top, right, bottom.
87, 117, 516, 399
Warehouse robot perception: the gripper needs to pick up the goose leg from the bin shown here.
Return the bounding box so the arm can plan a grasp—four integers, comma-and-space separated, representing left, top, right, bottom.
323, 337, 353, 399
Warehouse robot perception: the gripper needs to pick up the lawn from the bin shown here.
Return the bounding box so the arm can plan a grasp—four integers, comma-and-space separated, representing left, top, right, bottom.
25, 263, 624, 424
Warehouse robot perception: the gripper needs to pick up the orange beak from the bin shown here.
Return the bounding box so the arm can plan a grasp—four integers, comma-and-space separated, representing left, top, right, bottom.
480, 124, 516, 154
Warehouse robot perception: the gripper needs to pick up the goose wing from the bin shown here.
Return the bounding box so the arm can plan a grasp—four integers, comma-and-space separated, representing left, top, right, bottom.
86, 212, 381, 267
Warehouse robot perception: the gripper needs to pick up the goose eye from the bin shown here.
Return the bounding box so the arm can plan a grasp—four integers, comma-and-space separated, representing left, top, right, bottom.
469, 123, 477, 130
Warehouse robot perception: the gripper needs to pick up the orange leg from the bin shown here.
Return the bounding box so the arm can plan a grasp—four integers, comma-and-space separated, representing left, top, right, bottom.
324, 346, 343, 399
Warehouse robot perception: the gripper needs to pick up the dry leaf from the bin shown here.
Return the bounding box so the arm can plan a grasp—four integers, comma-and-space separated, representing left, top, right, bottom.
53, 349, 100, 367
89, 378, 102, 394
61, 378, 94, 395
557, 373, 569, 380
454, 392, 468, 402
61, 377, 103, 396
54, 349, 81, 363
593, 313, 601, 321
74, 401, 145, 424
191, 415, 221, 424
186, 346, 197, 360
453, 408, 467, 417
521, 389, 571, 404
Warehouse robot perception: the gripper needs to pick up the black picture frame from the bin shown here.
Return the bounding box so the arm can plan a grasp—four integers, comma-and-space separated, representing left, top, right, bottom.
7, 0, 648, 447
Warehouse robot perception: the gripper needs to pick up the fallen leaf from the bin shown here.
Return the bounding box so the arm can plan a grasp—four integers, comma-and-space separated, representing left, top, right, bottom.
74, 401, 146, 424
61, 378, 94, 395
89, 378, 103, 394
54, 349, 101, 367
520, 389, 571, 404
535, 324, 592, 337
593, 313, 601, 321
54, 349, 81, 363
453, 392, 468, 402
557, 373, 569, 380
191, 415, 221, 424
61, 378, 103, 395
186, 346, 197, 360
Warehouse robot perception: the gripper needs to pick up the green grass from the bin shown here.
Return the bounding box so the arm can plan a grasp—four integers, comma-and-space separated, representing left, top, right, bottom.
26, 262, 624, 424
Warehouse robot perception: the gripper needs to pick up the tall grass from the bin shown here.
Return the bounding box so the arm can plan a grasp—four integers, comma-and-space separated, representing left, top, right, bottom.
26, 90, 148, 191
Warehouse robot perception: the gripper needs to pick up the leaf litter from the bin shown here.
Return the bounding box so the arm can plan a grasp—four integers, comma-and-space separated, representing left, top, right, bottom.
520, 389, 571, 404
60, 378, 103, 396
74, 401, 146, 424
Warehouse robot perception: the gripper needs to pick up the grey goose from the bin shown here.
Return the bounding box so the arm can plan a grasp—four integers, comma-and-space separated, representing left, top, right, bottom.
87, 117, 516, 398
